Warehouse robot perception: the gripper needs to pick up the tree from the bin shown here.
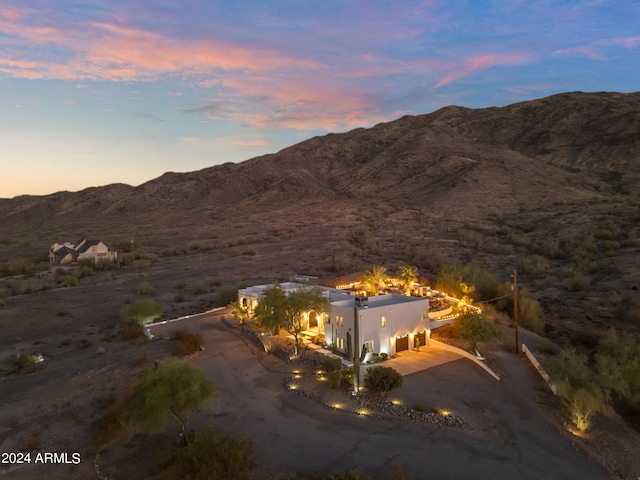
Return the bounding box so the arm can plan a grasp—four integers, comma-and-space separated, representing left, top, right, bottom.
361, 265, 389, 296
253, 284, 329, 357
285, 286, 329, 356
253, 284, 288, 335
453, 313, 503, 350
127, 358, 215, 444
364, 366, 403, 393
397, 265, 418, 295
229, 300, 249, 325
121, 299, 164, 326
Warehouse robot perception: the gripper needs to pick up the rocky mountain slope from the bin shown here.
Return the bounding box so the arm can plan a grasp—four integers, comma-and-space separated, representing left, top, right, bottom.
1, 91, 639, 333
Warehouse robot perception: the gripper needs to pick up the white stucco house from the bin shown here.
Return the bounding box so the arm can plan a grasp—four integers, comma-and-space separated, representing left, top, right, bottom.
49, 239, 118, 265
238, 282, 457, 361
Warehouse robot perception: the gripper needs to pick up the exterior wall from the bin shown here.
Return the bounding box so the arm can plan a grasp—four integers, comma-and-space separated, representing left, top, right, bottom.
324, 296, 433, 358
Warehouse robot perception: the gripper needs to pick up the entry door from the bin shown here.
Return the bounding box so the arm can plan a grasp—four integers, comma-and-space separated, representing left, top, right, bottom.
396, 335, 409, 352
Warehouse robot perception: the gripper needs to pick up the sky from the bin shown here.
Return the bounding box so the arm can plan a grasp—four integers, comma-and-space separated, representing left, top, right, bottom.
1, 1, 639, 198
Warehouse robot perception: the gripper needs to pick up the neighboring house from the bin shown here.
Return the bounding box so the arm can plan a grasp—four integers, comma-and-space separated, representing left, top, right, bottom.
238, 281, 457, 361
49, 239, 118, 265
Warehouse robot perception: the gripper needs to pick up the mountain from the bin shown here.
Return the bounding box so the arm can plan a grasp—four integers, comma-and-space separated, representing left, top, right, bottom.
1, 91, 639, 333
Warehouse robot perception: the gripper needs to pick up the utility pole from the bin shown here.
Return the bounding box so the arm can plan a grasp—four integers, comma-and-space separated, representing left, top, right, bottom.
353, 303, 360, 394
513, 268, 519, 354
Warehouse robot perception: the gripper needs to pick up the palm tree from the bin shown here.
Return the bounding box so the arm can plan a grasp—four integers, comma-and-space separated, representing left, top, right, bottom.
398, 265, 418, 295
361, 265, 389, 296
228, 300, 249, 325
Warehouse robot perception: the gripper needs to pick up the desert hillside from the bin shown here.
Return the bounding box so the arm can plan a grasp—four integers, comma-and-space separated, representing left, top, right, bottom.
1, 91, 639, 336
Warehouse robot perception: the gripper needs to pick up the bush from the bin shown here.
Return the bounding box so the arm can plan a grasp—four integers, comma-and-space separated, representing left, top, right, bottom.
214, 286, 239, 307
415, 403, 427, 412
136, 282, 155, 296
453, 313, 503, 349
189, 280, 209, 295
327, 370, 342, 389
323, 357, 343, 373
163, 426, 255, 480
121, 299, 164, 326
59, 273, 79, 288
364, 366, 403, 393
172, 330, 204, 357
120, 323, 145, 340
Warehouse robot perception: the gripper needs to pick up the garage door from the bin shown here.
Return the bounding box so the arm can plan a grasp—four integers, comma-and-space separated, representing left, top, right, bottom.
396, 335, 409, 352
415, 331, 426, 348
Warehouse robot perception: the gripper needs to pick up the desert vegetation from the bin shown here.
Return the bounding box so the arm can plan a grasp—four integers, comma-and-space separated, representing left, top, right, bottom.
544, 327, 640, 433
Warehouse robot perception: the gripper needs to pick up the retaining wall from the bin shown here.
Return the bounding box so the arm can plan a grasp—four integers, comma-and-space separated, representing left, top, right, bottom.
522, 344, 557, 395
429, 339, 500, 380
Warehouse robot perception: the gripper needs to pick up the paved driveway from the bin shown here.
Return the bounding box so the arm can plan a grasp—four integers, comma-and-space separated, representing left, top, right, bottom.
157, 313, 609, 480
363, 345, 464, 376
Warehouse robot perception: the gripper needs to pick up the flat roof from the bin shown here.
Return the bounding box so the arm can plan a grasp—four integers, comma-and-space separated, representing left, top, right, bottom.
330, 294, 429, 308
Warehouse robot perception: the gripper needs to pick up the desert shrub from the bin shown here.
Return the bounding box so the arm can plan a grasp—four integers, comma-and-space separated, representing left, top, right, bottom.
415, 403, 427, 412
121, 299, 164, 326
58, 273, 79, 287
133, 259, 151, 270
96, 258, 118, 271
96, 395, 129, 446
379, 352, 388, 360
120, 323, 145, 340
136, 282, 155, 296
15, 353, 44, 374
364, 366, 403, 394
214, 286, 238, 307
328, 370, 342, 389
0, 258, 40, 277
544, 347, 609, 432
568, 272, 591, 292
495, 283, 544, 333
189, 280, 209, 295
15, 277, 49, 295
517, 255, 550, 275
322, 357, 343, 373
162, 426, 256, 480
172, 330, 204, 357
453, 313, 503, 349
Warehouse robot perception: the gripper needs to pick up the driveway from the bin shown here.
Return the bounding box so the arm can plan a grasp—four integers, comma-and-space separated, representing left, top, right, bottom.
363, 345, 464, 376
167, 313, 608, 480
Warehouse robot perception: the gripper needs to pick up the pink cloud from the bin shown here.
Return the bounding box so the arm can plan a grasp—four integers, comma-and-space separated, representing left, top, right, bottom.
554, 46, 605, 60
0, 7, 21, 21
555, 35, 640, 60
433, 53, 529, 89
602, 35, 640, 48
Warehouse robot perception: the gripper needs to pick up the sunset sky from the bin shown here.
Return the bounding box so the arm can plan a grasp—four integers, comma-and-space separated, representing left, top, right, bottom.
1, 1, 638, 198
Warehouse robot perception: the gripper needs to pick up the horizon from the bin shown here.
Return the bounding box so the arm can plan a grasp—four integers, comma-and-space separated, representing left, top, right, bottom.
2, 1, 639, 198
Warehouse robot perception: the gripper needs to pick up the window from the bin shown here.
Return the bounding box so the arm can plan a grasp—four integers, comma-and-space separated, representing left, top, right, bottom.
364, 341, 374, 353
381, 315, 387, 327
337, 315, 343, 326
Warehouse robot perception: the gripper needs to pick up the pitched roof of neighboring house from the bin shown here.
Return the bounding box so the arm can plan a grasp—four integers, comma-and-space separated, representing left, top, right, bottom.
53, 245, 76, 257
76, 239, 101, 253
